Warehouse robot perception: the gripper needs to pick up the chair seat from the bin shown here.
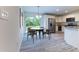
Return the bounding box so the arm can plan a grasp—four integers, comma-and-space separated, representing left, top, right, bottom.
43, 29, 51, 40
27, 28, 37, 44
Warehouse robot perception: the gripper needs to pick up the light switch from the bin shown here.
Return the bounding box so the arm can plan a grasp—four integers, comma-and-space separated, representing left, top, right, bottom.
1, 10, 8, 17
0, 9, 8, 20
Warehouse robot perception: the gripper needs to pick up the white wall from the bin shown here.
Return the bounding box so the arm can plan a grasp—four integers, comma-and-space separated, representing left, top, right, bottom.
0, 7, 21, 52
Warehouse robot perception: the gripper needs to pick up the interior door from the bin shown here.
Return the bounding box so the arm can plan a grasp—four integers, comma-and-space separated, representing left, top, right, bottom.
48, 18, 56, 33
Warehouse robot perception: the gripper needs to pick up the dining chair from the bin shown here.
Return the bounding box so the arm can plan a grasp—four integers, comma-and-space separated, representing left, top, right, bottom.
27, 28, 37, 43
43, 29, 51, 40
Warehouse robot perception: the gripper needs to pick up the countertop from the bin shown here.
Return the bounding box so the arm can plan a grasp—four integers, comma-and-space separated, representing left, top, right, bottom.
65, 26, 79, 30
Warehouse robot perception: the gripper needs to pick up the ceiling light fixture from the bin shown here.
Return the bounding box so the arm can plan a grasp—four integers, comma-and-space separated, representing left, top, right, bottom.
36, 6, 42, 18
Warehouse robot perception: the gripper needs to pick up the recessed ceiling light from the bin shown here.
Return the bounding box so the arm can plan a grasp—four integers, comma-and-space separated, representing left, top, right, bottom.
56, 9, 59, 12
65, 10, 68, 13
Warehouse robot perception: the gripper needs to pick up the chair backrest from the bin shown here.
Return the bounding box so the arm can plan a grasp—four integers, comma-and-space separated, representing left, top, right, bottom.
27, 27, 31, 32
46, 29, 51, 34
28, 27, 36, 35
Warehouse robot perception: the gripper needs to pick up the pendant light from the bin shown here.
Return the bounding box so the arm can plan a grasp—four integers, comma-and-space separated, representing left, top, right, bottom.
36, 6, 41, 18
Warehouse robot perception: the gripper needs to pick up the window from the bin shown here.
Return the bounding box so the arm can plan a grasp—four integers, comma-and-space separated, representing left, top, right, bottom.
24, 16, 41, 28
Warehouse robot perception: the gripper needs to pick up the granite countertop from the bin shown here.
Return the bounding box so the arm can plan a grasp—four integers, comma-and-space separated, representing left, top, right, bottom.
56, 22, 79, 26
65, 26, 79, 30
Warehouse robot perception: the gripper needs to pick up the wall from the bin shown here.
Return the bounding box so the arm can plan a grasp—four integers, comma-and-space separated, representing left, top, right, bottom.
0, 7, 21, 52
19, 9, 25, 49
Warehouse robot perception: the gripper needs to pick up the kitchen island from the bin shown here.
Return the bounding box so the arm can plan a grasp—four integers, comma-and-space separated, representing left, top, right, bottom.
64, 26, 79, 49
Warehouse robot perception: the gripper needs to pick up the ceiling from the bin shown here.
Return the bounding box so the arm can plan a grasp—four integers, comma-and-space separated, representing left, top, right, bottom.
21, 6, 79, 16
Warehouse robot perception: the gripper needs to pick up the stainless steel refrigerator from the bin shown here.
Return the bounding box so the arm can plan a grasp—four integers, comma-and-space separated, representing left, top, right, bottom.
48, 18, 56, 33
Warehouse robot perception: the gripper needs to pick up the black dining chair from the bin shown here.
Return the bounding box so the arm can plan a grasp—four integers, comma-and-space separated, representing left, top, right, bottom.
27, 28, 37, 43
43, 29, 51, 40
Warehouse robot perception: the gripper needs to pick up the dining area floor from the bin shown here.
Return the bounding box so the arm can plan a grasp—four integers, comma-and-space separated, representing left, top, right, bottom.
20, 32, 79, 52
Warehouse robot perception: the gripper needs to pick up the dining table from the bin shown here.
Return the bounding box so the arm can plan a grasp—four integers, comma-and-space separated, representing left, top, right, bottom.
30, 27, 44, 39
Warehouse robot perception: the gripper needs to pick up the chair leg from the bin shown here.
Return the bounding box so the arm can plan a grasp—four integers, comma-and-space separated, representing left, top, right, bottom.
43, 33, 44, 39
36, 34, 38, 40
45, 34, 46, 38
39, 32, 41, 40
32, 35, 34, 44
27, 34, 28, 40
48, 34, 51, 40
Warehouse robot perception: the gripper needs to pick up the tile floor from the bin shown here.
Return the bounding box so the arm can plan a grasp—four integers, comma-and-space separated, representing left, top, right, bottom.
20, 32, 79, 52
